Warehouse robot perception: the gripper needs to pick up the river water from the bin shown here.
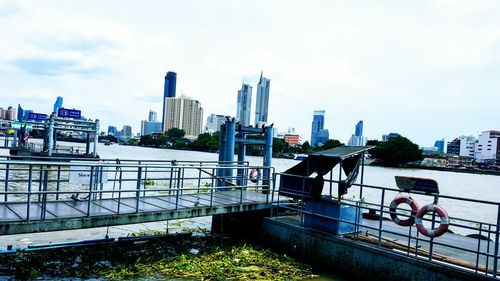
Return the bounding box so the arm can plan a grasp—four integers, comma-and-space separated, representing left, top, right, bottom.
1, 143, 499, 280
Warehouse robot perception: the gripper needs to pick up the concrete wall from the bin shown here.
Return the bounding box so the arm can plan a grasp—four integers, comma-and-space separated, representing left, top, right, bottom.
262, 218, 491, 281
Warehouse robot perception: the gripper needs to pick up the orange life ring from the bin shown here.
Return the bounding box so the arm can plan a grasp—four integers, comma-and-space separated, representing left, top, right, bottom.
415, 204, 450, 238
389, 195, 420, 226
249, 169, 260, 183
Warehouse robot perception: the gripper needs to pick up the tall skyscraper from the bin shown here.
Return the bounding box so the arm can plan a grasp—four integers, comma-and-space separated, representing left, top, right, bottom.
162, 71, 177, 131
355, 121, 363, 137
53, 96, 63, 113
311, 110, 329, 147
254, 72, 270, 126
148, 110, 157, 122
348, 120, 367, 146
164, 95, 204, 139
236, 82, 252, 126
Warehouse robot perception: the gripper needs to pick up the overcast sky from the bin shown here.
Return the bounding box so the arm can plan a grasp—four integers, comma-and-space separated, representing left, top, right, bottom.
1, 0, 499, 146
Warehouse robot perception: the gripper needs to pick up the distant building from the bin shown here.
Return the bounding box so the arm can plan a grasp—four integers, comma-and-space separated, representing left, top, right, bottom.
284, 133, 302, 146
474, 130, 500, 164
459, 136, 476, 158
236, 83, 252, 126
107, 126, 118, 136
141, 110, 162, 136
164, 95, 203, 139
355, 121, 363, 137
53, 96, 63, 113
434, 139, 445, 154
311, 110, 329, 147
254, 72, 270, 126
348, 120, 366, 146
382, 133, 401, 142
0, 106, 16, 121
204, 114, 227, 134
162, 71, 177, 131
446, 138, 460, 155
122, 125, 132, 140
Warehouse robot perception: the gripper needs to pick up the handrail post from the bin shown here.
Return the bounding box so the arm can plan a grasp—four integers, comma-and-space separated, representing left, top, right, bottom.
493, 205, 500, 278
87, 166, 94, 217
210, 168, 215, 207
4, 163, 9, 202
136, 166, 143, 213
377, 189, 385, 246
26, 165, 33, 221
55, 165, 61, 200
175, 167, 180, 210
41, 168, 49, 220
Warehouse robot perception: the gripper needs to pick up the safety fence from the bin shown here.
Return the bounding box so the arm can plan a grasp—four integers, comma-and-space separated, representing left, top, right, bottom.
0, 159, 273, 223
271, 172, 500, 279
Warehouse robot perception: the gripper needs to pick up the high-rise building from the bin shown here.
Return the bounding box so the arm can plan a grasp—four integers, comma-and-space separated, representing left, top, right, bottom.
434, 139, 445, 154
355, 121, 363, 137
164, 95, 204, 139
141, 110, 162, 136
236, 83, 252, 126
204, 114, 227, 134
107, 126, 118, 136
122, 125, 132, 140
348, 120, 366, 146
311, 110, 329, 147
162, 71, 177, 131
53, 96, 63, 113
149, 110, 157, 122
254, 72, 270, 126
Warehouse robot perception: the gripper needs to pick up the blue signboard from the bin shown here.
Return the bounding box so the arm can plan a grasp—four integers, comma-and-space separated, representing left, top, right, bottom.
58, 108, 81, 119
28, 112, 48, 121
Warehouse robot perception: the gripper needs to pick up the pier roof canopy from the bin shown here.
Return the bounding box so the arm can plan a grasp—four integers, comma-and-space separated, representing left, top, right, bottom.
280, 146, 373, 199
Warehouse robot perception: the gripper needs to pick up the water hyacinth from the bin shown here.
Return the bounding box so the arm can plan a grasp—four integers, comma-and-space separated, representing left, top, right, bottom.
102, 244, 315, 280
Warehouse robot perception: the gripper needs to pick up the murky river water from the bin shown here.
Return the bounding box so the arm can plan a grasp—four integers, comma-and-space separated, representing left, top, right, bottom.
1, 143, 499, 280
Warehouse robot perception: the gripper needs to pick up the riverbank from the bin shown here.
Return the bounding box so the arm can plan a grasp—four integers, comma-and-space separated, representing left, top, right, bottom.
369, 161, 500, 176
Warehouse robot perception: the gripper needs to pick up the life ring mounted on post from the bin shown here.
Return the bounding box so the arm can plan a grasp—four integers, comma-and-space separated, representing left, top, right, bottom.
389, 195, 420, 227
415, 203, 450, 238
249, 168, 261, 183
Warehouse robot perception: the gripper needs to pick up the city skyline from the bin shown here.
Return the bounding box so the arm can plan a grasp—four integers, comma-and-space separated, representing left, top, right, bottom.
1, 1, 499, 146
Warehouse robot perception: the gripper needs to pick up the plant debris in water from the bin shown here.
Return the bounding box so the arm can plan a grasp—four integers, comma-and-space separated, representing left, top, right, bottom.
103, 244, 314, 280
0, 231, 315, 280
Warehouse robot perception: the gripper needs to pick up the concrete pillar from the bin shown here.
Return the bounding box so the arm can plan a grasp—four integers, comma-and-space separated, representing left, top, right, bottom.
224, 121, 236, 184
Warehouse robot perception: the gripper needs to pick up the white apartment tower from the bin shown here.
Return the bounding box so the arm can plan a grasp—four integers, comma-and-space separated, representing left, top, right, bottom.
164, 96, 204, 139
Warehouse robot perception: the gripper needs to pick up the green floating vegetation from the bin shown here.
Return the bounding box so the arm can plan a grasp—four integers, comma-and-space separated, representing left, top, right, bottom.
102, 244, 315, 281
141, 179, 155, 186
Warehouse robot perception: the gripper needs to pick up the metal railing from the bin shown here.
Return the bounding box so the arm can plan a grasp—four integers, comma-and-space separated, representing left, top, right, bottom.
271, 172, 500, 279
0, 159, 274, 223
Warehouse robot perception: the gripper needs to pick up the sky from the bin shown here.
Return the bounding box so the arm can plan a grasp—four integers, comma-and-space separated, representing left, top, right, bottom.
0, 0, 499, 147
